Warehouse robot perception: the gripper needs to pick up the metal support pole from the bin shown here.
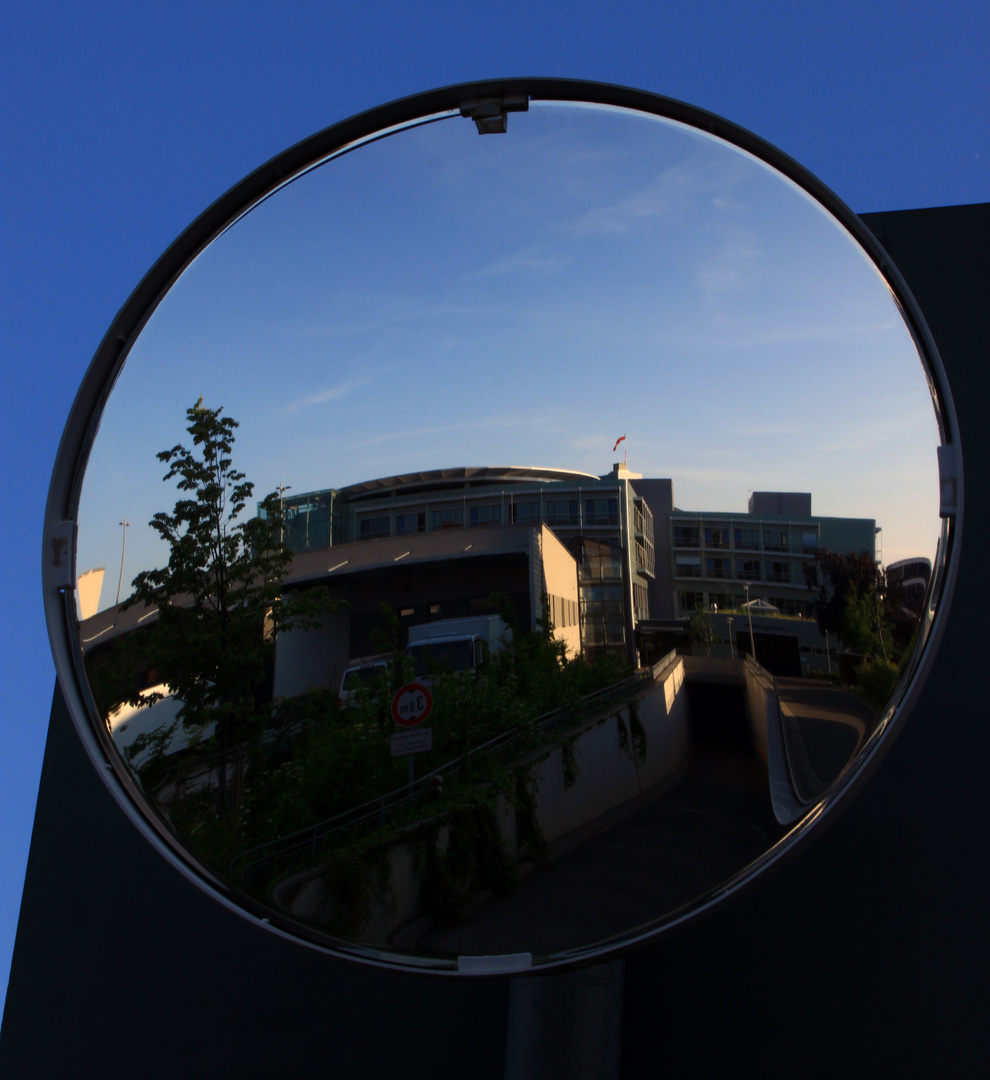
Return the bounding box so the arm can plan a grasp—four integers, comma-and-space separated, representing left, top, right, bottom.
115, 519, 130, 606
504, 959, 625, 1080
743, 581, 757, 662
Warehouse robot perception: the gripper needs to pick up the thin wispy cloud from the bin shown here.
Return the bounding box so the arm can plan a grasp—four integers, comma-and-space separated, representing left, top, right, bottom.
567, 148, 749, 238
470, 245, 572, 280
818, 415, 935, 453
354, 413, 551, 449
694, 230, 762, 297
281, 377, 372, 415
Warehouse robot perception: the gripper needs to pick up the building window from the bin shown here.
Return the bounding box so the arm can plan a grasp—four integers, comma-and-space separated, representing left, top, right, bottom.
737, 559, 761, 581
801, 530, 818, 554
549, 594, 578, 629
510, 501, 540, 525
674, 525, 700, 548
395, 512, 426, 535
431, 508, 463, 531
580, 540, 624, 581
767, 596, 813, 617
766, 561, 790, 584
359, 515, 390, 540
581, 584, 623, 607
675, 555, 702, 578
706, 557, 731, 579
585, 498, 618, 526
469, 505, 501, 528
633, 582, 649, 619
764, 530, 789, 552
546, 499, 580, 526
679, 591, 704, 612
734, 527, 760, 550
705, 527, 730, 548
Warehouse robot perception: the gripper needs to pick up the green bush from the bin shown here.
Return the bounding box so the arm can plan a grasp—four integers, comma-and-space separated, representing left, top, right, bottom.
853, 657, 899, 711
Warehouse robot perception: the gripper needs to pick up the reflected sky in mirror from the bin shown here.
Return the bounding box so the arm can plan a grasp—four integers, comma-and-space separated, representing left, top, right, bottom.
77, 102, 939, 609
70, 99, 948, 966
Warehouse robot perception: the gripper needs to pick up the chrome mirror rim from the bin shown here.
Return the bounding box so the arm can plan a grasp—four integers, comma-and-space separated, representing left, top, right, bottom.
43, 77, 964, 975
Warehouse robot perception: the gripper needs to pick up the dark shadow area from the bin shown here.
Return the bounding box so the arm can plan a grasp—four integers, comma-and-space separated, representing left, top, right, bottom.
414, 742, 782, 958
686, 681, 752, 748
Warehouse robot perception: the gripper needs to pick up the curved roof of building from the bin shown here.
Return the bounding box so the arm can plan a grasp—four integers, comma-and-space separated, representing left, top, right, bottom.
340, 465, 600, 502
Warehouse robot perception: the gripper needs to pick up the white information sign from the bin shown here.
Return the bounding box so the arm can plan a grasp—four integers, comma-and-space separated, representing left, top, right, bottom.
390, 727, 433, 757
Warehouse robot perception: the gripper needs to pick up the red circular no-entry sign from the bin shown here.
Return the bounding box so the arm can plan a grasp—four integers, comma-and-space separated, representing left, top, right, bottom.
391, 683, 433, 727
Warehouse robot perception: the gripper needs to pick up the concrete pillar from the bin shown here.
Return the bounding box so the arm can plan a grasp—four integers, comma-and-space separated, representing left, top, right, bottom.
504, 959, 625, 1080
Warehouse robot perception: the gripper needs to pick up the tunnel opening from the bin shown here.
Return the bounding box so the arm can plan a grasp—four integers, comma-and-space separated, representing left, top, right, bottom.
686, 680, 753, 749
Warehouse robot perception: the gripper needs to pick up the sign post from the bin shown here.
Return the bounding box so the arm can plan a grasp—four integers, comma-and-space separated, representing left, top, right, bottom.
390, 683, 433, 796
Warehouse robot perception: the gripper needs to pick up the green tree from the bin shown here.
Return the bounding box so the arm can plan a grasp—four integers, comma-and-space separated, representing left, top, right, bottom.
688, 603, 713, 657
121, 400, 331, 813
815, 548, 890, 659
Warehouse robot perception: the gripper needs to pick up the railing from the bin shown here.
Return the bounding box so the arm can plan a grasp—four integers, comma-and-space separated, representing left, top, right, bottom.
229, 657, 677, 888
744, 654, 775, 689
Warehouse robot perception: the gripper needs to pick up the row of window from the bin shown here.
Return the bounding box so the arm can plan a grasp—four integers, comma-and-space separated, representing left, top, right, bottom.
356, 497, 622, 540
673, 525, 818, 553
674, 557, 807, 583
579, 541, 624, 583
676, 591, 815, 618
547, 593, 579, 630
581, 623, 626, 645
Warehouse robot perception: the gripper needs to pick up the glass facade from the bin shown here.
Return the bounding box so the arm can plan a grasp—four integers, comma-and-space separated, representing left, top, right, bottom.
275, 470, 655, 666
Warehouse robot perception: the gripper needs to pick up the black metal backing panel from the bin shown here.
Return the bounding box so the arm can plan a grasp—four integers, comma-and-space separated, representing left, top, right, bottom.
5, 204, 986, 1075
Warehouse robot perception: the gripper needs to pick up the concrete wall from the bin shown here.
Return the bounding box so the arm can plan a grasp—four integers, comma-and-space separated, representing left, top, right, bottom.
539, 524, 581, 659
524, 660, 690, 850
742, 658, 772, 770
307, 658, 692, 944
632, 478, 674, 621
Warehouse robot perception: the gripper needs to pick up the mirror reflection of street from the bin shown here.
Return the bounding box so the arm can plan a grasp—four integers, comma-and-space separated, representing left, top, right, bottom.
71, 97, 942, 967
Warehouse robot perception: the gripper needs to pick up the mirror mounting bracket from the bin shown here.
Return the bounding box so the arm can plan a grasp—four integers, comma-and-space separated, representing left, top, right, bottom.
937, 443, 962, 518
47, 520, 76, 590
459, 94, 529, 133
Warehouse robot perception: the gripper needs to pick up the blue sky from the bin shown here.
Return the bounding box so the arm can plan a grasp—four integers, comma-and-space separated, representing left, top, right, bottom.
2, 1, 987, 1009
75, 103, 940, 597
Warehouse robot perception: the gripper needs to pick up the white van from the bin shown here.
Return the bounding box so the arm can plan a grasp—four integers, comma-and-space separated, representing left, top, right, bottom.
337, 659, 390, 709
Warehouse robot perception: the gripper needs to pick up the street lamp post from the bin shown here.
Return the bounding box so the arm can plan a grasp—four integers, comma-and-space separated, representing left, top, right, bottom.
276, 483, 291, 546
726, 616, 734, 660
115, 519, 130, 606
743, 581, 757, 663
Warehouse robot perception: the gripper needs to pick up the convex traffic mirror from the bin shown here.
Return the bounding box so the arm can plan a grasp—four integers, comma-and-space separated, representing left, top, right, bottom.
45, 80, 962, 974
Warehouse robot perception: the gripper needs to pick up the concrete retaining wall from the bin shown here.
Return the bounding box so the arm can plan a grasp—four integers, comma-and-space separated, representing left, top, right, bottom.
524, 658, 690, 850
283, 659, 692, 944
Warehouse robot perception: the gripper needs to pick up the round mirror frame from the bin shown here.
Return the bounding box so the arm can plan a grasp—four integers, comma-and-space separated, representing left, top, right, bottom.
43, 78, 964, 976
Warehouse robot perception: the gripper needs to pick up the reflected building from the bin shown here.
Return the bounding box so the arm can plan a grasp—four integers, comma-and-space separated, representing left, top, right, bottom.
666, 491, 876, 618
272, 463, 656, 668
271, 471, 877, 678
886, 556, 932, 616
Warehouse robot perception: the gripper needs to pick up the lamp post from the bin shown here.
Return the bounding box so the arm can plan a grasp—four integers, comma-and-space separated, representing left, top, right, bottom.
727, 616, 734, 660
115, 519, 130, 606
276, 483, 291, 546
743, 581, 757, 662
